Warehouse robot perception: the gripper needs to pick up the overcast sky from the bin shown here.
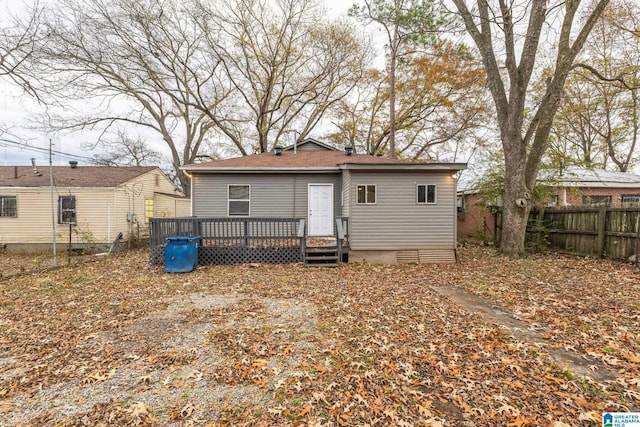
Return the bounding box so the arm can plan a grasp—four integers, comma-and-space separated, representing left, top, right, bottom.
0, 0, 357, 167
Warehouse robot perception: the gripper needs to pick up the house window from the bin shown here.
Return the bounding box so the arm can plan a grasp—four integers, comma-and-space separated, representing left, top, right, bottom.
582, 195, 611, 205
547, 195, 559, 207
356, 185, 376, 204
417, 184, 437, 204
622, 195, 640, 203
58, 195, 77, 224
145, 198, 154, 223
228, 184, 250, 216
0, 196, 17, 217
582, 196, 611, 205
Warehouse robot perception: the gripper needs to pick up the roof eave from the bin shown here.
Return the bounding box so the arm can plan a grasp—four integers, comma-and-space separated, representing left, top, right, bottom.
182, 166, 340, 173
339, 163, 467, 171
554, 181, 640, 188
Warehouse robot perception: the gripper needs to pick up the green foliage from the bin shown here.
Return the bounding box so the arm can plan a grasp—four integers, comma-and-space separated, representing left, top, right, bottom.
526, 218, 550, 253
475, 225, 494, 246
348, 0, 451, 47
472, 151, 560, 209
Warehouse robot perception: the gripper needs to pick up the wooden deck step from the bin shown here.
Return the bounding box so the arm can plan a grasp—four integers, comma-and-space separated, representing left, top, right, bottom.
304, 245, 340, 267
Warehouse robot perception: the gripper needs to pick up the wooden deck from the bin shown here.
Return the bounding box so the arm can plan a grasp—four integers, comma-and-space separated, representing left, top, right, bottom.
149, 217, 349, 266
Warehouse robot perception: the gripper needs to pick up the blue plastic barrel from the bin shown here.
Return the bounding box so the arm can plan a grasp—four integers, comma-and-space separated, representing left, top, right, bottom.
164, 236, 200, 273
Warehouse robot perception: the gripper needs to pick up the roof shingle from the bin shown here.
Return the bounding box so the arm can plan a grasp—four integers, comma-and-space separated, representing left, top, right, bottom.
183, 150, 418, 170
0, 165, 157, 188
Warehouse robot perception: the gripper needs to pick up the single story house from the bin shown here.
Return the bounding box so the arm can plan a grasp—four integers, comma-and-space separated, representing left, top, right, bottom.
457, 167, 640, 241
181, 139, 466, 264
545, 167, 640, 206
0, 162, 189, 254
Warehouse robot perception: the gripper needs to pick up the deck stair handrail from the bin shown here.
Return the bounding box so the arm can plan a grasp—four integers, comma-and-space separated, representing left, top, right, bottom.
298, 219, 306, 259
336, 218, 344, 259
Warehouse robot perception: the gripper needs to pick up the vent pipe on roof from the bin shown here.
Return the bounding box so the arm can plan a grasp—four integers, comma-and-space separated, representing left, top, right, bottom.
274, 146, 283, 156
69, 160, 78, 168
14, 165, 18, 179
345, 146, 353, 156
31, 158, 42, 176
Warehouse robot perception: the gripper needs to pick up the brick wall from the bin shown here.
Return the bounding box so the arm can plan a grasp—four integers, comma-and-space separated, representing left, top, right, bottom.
457, 186, 640, 240
457, 193, 498, 241
554, 187, 640, 206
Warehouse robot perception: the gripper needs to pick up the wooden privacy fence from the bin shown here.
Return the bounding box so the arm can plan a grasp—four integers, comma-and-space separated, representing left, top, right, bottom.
528, 206, 640, 260
149, 217, 306, 265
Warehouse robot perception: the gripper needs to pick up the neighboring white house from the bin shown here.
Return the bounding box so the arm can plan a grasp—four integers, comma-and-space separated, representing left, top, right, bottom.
0, 163, 189, 253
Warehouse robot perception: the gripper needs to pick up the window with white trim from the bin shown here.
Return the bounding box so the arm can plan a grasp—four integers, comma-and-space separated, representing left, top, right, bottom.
582, 195, 611, 205
356, 184, 376, 204
58, 195, 77, 224
228, 184, 250, 216
0, 196, 17, 217
417, 184, 436, 204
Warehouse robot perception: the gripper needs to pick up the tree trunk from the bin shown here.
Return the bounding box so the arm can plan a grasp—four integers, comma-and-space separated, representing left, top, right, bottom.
500, 122, 531, 255
500, 182, 531, 255
389, 32, 397, 158
176, 169, 191, 198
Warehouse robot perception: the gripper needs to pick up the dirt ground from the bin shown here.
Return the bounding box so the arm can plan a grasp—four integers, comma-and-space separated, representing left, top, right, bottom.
0, 245, 638, 426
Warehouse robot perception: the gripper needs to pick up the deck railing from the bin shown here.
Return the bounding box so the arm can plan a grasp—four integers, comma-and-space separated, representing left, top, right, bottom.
335, 216, 350, 259
150, 217, 305, 265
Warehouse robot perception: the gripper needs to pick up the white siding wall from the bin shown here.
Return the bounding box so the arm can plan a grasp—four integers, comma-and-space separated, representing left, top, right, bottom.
116, 169, 183, 238
0, 169, 184, 245
0, 187, 116, 244
349, 171, 457, 250
155, 194, 191, 217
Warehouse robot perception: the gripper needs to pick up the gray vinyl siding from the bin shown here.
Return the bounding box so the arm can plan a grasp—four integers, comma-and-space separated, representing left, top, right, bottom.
192, 173, 341, 219
349, 172, 457, 250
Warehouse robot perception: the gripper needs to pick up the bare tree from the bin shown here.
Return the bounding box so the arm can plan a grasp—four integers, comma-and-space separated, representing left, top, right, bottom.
0, 0, 44, 100
193, 0, 370, 153
326, 41, 489, 160
452, 0, 611, 255
348, 0, 450, 158
90, 130, 164, 167
549, 0, 640, 172
24, 0, 368, 194
28, 0, 219, 195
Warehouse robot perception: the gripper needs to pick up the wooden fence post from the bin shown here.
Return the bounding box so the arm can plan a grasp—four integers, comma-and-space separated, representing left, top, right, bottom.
597, 206, 607, 258
634, 211, 640, 267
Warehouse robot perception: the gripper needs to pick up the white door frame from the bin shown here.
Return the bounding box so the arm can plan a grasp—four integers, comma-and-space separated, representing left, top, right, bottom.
308, 183, 334, 236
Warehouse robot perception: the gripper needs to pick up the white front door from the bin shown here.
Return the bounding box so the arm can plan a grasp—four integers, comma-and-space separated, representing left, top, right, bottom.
308, 184, 333, 236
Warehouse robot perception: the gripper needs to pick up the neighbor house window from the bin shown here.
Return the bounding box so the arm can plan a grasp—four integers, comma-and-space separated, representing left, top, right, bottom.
417, 184, 437, 204
228, 184, 250, 216
145, 198, 154, 223
356, 185, 376, 204
0, 196, 17, 217
58, 195, 77, 224
582, 195, 611, 205
547, 195, 559, 207
622, 195, 640, 203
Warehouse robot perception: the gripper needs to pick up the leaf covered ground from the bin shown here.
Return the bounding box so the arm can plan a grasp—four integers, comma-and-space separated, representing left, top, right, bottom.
0, 245, 638, 426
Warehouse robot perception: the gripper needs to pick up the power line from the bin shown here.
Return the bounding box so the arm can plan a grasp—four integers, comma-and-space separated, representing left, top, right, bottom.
0, 138, 95, 161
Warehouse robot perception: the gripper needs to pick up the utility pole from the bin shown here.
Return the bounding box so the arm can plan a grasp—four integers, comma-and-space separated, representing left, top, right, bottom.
50, 138, 57, 266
